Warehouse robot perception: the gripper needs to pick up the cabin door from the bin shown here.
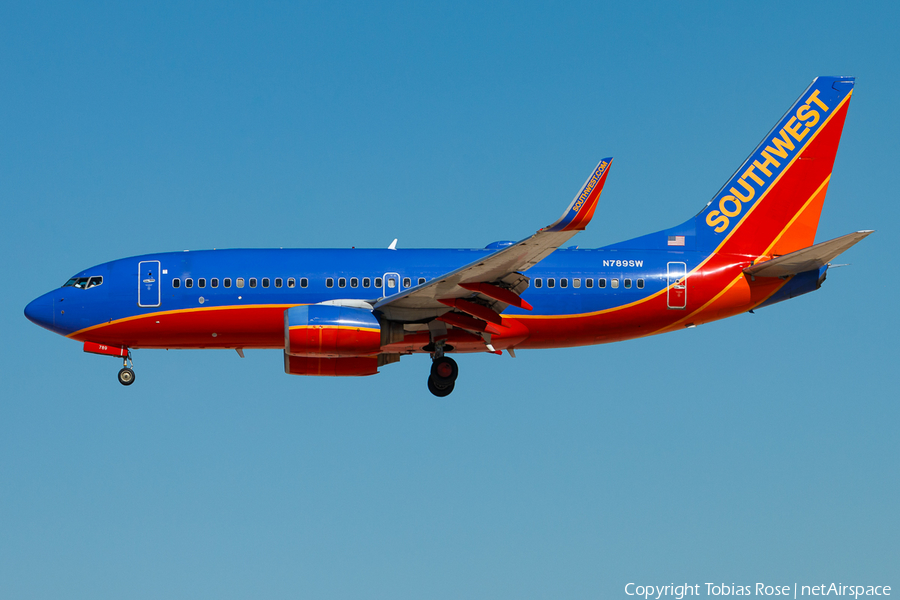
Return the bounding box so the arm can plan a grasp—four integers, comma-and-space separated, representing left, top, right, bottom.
383, 272, 401, 297
667, 262, 687, 309
138, 260, 161, 307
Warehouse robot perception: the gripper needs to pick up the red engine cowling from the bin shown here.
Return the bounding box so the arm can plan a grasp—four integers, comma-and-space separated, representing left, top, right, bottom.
283, 354, 379, 377
284, 304, 381, 358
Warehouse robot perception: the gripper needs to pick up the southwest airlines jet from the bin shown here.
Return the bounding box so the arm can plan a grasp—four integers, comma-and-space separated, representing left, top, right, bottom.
25, 77, 871, 396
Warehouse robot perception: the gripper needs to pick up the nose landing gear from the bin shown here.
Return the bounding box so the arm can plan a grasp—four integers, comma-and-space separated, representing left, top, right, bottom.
117, 352, 136, 386
428, 344, 458, 397
83, 342, 136, 386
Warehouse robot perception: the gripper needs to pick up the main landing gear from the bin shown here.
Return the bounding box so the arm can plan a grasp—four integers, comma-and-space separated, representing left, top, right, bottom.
117, 352, 136, 386
427, 342, 458, 397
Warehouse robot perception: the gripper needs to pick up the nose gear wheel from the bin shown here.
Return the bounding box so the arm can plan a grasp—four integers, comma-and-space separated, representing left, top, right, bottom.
117, 351, 135, 386
118, 367, 135, 386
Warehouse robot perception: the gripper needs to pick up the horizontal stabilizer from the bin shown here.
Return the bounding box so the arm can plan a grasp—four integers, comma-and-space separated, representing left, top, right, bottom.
744, 230, 873, 278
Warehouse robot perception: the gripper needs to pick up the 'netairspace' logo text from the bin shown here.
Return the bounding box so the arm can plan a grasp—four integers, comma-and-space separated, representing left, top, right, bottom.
624, 583, 891, 599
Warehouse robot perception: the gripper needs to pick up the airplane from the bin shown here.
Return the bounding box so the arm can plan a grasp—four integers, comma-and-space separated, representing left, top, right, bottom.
24, 76, 871, 396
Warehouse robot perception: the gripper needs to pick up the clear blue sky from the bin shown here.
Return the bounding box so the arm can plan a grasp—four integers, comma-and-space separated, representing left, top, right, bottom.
2, 2, 897, 598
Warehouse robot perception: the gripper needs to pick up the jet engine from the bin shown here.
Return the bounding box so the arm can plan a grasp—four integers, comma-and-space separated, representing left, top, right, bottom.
285, 304, 382, 358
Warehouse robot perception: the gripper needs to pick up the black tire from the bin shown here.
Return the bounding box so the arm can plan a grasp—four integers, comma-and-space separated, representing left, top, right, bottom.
118, 368, 136, 386
427, 375, 454, 397
430, 356, 459, 384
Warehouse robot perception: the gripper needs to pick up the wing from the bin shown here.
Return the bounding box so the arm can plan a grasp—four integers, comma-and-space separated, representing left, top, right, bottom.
744, 230, 873, 278
374, 158, 613, 324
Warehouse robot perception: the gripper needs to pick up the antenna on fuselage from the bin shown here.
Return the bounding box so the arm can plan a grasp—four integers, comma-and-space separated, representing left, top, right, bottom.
388, 239, 398, 250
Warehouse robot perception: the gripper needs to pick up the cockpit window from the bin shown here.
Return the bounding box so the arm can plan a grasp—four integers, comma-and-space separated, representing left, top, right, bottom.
63, 277, 98, 289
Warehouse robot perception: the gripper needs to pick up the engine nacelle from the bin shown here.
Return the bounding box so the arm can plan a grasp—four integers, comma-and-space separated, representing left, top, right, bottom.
285, 304, 381, 358
284, 354, 379, 377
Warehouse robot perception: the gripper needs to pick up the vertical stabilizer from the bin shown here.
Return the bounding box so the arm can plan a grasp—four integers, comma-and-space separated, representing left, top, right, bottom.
695, 76, 855, 256
609, 77, 855, 258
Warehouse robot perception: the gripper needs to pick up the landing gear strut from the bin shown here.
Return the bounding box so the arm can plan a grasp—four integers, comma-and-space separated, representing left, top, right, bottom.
427, 342, 458, 397
117, 351, 135, 386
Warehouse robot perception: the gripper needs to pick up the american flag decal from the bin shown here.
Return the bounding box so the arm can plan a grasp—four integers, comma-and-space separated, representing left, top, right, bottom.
667, 235, 685, 246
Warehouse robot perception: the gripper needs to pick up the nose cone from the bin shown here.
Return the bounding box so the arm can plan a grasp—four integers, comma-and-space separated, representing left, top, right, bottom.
24, 292, 55, 331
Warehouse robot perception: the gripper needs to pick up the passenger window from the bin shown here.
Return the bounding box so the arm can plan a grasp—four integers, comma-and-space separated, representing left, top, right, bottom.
402, 277, 411, 288
249, 278, 257, 288
573, 278, 581, 288
211, 278, 219, 288
326, 278, 334, 288
611, 278, 619, 289
363, 277, 371, 288
198, 278, 206, 288
560, 278, 568, 288
224, 278, 232, 288
375, 277, 383, 288
262, 278, 270, 288
236, 278, 244, 288
598, 278, 607, 288
547, 278, 555, 288
186, 278, 193, 288
534, 278, 542, 288
287, 278, 295, 288
86, 276, 103, 289
350, 277, 358, 288
300, 278, 308, 288
173, 278, 181, 288
637, 278, 645, 289
624, 278, 632, 289
275, 278, 282, 288
338, 277, 346, 288
387, 278, 396, 289
586, 278, 593, 288
418, 277, 426, 285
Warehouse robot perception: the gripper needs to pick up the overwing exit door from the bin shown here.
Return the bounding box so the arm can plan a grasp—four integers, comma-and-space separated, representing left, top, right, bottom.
383, 272, 401, 297
667, 262, 687, 309
138, 260, 161, 307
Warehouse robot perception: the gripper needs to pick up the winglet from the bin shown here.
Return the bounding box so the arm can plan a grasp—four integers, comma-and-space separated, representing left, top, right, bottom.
544, 157, 613, 232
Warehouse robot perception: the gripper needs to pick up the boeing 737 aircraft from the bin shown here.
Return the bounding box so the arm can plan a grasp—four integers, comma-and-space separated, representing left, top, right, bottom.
25, 76, 871, 396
